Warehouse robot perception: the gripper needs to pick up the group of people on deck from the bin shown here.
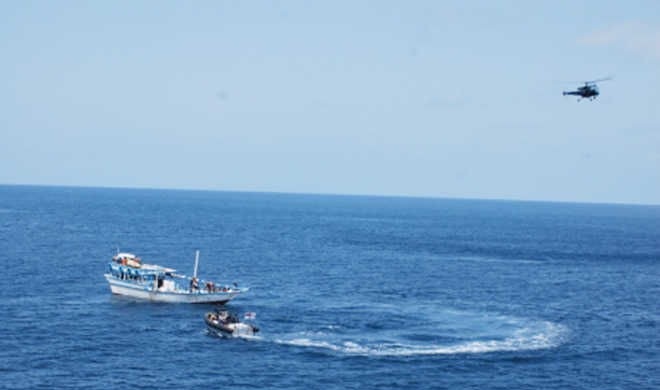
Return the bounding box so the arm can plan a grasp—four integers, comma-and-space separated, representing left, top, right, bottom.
113, 265, 144, 282
189, 277, 231, 293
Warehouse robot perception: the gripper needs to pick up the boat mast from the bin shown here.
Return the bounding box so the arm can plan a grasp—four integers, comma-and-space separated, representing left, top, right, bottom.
193, 250, 200, 279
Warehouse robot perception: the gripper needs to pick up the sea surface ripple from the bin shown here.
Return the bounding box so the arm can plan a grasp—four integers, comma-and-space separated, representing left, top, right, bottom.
0, 186, 658, 389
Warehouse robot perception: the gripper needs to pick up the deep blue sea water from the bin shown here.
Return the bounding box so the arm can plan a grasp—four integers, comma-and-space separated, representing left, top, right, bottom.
0, 185, 658, 389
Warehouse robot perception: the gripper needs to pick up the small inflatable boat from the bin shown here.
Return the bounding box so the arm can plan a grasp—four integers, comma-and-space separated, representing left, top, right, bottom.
205, 310, 259, 337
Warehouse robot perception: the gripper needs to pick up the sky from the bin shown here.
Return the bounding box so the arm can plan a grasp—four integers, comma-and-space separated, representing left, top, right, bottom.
1, 1, 659, 204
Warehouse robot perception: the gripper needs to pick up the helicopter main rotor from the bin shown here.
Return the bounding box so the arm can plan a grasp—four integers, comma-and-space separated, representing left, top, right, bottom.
583, 77, 612, 85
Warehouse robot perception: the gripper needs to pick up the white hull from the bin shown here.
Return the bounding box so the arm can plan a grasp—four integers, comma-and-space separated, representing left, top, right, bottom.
105, 275, 240, 304
207, 323, 258, 337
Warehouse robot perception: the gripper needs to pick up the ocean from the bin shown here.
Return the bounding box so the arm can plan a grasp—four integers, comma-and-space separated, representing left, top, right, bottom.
0, 185, 658, 389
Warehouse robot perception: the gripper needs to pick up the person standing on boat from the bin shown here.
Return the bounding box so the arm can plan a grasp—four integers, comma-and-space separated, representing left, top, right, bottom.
190, 277, 199, 292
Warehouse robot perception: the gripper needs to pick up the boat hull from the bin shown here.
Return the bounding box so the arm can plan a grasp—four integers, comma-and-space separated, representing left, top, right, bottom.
105, 275, 239, 304
205, 313, 258, 336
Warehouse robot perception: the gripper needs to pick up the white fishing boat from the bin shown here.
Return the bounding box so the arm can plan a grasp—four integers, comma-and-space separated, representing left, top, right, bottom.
104, 250, 247, 304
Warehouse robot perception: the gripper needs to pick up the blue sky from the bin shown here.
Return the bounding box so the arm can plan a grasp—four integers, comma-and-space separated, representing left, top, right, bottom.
2, 1, 659, 204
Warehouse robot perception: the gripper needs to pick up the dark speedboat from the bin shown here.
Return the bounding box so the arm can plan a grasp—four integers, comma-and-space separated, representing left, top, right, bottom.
205, 310, 259, 337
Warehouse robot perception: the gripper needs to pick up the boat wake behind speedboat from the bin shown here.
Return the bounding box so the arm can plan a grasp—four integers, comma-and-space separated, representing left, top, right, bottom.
205, 310, 259, 337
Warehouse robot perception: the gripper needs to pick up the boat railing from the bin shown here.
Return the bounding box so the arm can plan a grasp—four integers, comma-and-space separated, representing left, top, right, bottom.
108, 264, 157, 284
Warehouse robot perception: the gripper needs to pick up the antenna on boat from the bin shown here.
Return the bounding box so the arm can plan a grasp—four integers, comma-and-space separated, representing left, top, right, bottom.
193, 250, 200, 279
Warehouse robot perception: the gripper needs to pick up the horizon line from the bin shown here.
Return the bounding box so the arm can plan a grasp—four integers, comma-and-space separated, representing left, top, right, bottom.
1, 182, 657, 208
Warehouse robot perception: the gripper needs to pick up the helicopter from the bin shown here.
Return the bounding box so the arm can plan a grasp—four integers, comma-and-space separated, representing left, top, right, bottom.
563, 77, 611, 101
